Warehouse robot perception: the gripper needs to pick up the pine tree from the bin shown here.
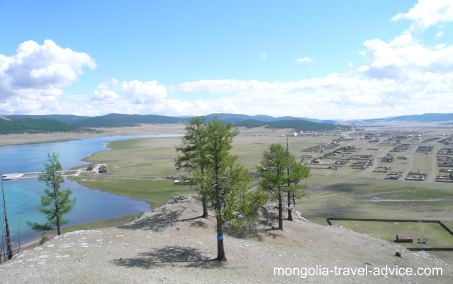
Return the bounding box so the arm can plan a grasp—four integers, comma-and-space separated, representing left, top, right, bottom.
28, 153, 75, 236
192, 118, 264, 261
258, 144, 288, 230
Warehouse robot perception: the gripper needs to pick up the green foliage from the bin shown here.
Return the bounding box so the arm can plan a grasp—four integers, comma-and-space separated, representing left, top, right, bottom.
258, 144, 310, 195
257, 143, 310, 228
193, 119, 266, 221
28, 153, 76, 234
258, 144, 288, 196
184, 118, 266, 221
175, 118, 210, 216
6, 114, 88, 123
234, 119, 267, 128
287, 154, 310, 192
175, 118, 208, 171
183, 118, 267, 260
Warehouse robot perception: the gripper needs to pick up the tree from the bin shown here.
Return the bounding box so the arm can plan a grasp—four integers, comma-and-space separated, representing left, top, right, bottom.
28, 153, 75, 236
175, 118, 209, 218
258, 144, 288, 230
286, 136, 293, 221
192, 118, 264, 261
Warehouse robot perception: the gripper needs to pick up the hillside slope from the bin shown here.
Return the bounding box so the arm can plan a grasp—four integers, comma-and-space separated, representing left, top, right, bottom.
236, 119, 348, 131
363, 113, 453, 123
0, 196, 449, 283
0, 118, 83, 134
76, 113, 186, 127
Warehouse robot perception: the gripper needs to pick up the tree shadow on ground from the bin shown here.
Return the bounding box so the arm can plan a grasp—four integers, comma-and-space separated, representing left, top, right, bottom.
118, 209, 183, 232
119, 209, 206, 232
112, 246, 223, 269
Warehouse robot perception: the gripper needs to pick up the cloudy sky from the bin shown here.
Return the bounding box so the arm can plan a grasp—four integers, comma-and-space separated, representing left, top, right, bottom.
1, 0, 453, 119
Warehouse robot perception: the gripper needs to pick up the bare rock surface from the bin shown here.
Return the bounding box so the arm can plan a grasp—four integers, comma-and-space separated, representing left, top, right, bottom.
0, 195, 451, 283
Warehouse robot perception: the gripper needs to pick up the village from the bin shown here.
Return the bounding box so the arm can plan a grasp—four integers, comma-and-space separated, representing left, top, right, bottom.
293, 128, 453, 184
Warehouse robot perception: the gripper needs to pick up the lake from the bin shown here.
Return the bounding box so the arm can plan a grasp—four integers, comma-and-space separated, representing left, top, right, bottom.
0, 135, 177, 245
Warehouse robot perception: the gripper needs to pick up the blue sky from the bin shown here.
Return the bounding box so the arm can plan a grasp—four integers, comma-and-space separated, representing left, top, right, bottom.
1, 0, 453, 119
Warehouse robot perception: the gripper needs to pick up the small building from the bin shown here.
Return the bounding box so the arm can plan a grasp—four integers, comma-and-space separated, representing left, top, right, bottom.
395, 234, 413, 243
98, 164, 108, 174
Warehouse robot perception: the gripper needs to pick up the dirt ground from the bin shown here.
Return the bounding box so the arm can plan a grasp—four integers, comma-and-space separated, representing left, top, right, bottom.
0, 195, 450, 283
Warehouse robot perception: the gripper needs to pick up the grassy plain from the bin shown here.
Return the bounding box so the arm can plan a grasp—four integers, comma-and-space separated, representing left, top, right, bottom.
72, 125, 453, 252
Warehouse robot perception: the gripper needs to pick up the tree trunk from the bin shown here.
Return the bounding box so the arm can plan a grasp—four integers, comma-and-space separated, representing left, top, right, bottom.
3, 210, 13, 261
1, 180, 13, 260
202, 195, 208, 218
214, 157, 226, 261
286, 136, 293, 221
53, 183, 61, 236
216, 220, 226, 261
3, 212, 13, 260
278, 190, 283, 230
287, 191, 293, 221
201, 167, 208, 218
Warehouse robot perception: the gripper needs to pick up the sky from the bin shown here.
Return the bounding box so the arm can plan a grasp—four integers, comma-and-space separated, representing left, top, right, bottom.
0, 0, 453, 119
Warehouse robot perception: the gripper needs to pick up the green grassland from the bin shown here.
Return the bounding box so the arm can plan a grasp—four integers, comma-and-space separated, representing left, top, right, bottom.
73, 126, 453, 251
330, 220, 453, 249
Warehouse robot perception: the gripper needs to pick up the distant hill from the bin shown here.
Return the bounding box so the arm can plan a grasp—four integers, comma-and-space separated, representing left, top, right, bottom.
236, 119, 348, 131
76, 113, 187, 127
0, 113, 347, 133
7, 114, 89, 123
0, 118, 83, 134
363, 113, 453, 123
199, 113, 336, 124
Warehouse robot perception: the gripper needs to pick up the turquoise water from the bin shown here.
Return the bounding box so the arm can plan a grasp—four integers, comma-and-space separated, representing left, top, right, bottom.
0, 135, 176, 244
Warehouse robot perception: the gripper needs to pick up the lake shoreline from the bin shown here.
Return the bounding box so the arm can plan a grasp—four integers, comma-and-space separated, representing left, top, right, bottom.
0, 124, 186, 147
0, 132, 104, 147
1, 135, 164, 252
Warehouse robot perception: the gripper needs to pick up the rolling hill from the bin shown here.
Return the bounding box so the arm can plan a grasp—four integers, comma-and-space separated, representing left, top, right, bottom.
363, 113, 453, 123
0, 118, 83, 134
235, 119, 348, 131
6, 114, 89, 123
0, 113, 349, 134
76, 113, 186, 127
200, 113, 336, 124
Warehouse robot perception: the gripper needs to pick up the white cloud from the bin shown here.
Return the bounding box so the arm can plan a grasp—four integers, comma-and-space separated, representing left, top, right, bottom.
359, 32, 453, 79
92, 79, 167, 104
295, 56, 314, 64
85, 79, 189, 115
260, 51, 268, 60
392, 0, 453, 31
0, 39, 95, 113
121, 80, 167, 103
